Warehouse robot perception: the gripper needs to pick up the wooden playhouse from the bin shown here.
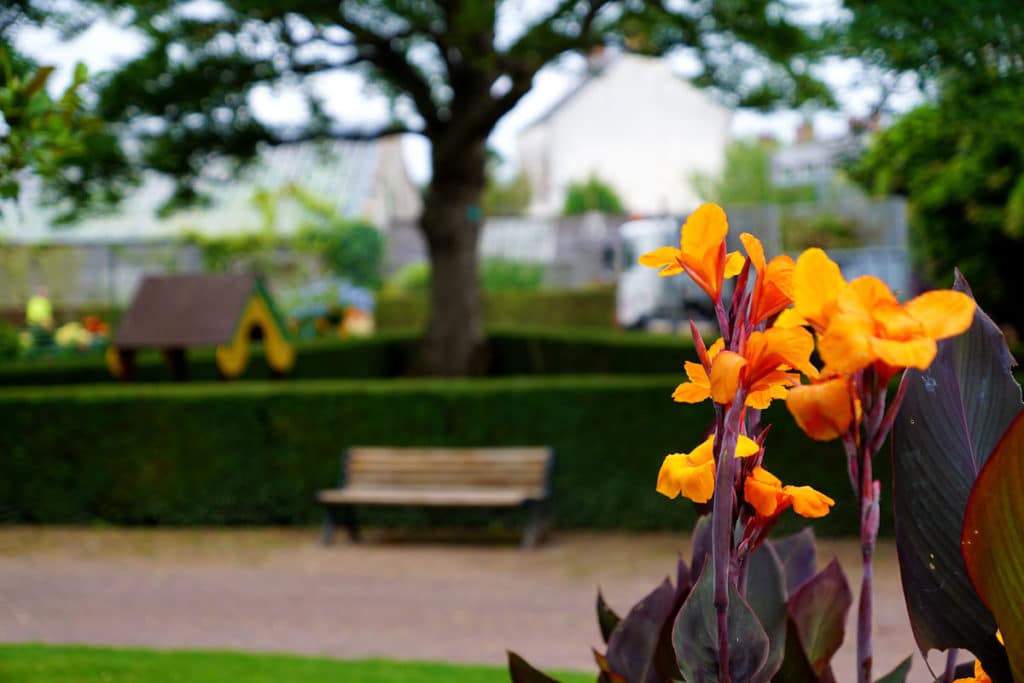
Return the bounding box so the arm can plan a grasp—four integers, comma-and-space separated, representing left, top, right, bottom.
106, 274, 295, 380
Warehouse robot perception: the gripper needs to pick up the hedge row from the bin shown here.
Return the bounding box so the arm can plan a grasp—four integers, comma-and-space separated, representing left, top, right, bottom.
0, 328, 694, 385
0, 377, 889, 536
375, 286, 617, 331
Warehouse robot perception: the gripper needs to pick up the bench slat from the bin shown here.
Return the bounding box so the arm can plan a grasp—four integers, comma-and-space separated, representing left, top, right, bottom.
319, 486, 538, 507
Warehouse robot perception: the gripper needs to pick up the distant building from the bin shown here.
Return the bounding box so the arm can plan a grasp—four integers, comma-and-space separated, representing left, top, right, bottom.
0, 136, 421, 243
518, 52, 732, 217
770, 117, 878, 194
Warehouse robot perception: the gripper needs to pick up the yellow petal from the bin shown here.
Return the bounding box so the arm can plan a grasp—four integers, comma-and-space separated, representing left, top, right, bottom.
681, 204, 728, 260
683, 360, 709, 386
869, 336, 938, 370
639, 245, 681, 268
819, 313, 877, 375
672, 381, 711, 403
774, 307, 810, 328
786, 377, 856, 442
740, 233, 766, 271
840, 276, 898, 317
734, 434, 761, 458
707, 337, 725, 359
724, 250, 745, 278
710, 351, 747, 404
744, 466, 784, 516
689, 436, 717, 464
793, 248, 846, 331
872, 301, 924, 340
656, 447, 717, 503
904, 290, 976, 340
783, 485, 835, 518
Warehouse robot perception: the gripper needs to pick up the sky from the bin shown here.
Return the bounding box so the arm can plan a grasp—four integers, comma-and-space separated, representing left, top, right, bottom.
13, 3, 923, 186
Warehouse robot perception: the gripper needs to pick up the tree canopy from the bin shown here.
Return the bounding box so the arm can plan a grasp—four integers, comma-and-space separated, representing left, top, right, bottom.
13, 0, 833, 374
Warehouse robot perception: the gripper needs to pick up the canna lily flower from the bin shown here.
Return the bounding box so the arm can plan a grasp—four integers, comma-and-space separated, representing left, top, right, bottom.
739, 233, 796, 326
786, 376, 859, 442
743, 466, 835, 518
673, 337, 724, 403
786, 247, 847, 332
638, 203, 745, 302
656, 434, 761, 503
707, 326, 819, 408
818, 275, 976, 375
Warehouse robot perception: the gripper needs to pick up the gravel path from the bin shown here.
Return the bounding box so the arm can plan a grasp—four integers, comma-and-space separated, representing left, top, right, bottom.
0, 528, 957, 681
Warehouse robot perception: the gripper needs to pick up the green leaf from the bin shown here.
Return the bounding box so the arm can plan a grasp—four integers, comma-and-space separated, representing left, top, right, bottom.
787, 559, 851, 677
690, 513, 712, 586
963, 409, 1024, 681
673, 559, 770, 682
892, 272, 1019, 680
874, 655, 912, 683
776, 617, 824, 683
507, 651, 561, 683
746, 543, 787, 682
596, 589, 621, 645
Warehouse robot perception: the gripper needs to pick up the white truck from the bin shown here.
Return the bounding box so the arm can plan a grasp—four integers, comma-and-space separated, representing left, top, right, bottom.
615, 217, 722, 330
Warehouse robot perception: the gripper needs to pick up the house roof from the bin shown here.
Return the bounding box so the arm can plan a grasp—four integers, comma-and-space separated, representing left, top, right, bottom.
0, 140, 386, 244
113, 274, 260, 348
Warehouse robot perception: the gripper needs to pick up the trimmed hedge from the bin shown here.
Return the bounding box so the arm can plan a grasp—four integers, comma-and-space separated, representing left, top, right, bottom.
0, 377, 888, 536
0, 328, 694, 386
375, 287, 616, 331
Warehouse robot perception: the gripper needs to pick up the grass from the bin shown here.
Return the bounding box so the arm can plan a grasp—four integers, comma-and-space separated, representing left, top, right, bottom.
0, 644, 593, 683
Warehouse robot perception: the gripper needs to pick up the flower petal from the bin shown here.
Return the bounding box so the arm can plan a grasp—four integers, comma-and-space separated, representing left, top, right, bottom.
869, 336, 938, 370
744, 466, 784, 516
740, 233, 766, 270
819, 313, 877, 375
672, 381, 711, 403
793, 248, 846, 331
724, 250, 746, 278
904, 290, 976, 340
735, 434, 761, 458
774, 307, 810, 328
681, 203, 729, 260
710, 351, 748, 404
786, 377, 855, 442
783, 485, 835, 518
638, 246, 681, 268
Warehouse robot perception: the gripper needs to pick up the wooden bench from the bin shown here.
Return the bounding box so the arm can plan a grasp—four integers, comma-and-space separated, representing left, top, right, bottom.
317, 447, 555, 548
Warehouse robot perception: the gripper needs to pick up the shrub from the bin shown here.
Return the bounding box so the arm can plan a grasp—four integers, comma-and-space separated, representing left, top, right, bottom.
562, 175, 624, 216
0, 377, 883, 535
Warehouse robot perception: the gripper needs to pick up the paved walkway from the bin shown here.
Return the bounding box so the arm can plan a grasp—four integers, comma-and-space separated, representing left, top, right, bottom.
0, 528, 956, 681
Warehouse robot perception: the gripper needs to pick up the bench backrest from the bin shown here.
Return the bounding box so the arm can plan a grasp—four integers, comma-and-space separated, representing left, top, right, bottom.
343, 447, 553, 499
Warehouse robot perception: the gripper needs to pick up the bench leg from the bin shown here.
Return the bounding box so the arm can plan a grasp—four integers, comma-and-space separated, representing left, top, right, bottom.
344, 505, 360, 542
521, 501, 551, 549
321, 507, 337, 545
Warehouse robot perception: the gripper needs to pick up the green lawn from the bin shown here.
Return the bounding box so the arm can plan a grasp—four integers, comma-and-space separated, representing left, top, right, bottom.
0, 645, 593, 682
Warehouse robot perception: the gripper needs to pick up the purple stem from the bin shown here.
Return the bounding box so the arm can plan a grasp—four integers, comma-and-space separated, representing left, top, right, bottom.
857, 461, 881, 683
943, 649, 959, 682
712, 394, 744, 683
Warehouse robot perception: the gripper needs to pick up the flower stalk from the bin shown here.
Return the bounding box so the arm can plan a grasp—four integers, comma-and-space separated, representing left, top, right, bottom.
711, 393, 744, 682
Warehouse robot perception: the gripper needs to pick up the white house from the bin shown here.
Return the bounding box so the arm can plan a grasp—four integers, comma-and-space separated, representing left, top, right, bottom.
518, 53, 732, 217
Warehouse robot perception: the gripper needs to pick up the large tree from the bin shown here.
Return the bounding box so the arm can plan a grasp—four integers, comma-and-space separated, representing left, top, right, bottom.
43, 0, 828, 374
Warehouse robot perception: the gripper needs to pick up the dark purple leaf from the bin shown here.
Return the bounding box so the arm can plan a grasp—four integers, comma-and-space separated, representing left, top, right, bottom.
690, 514, 712, 586
747, 543, 787, 682
776, 617, 822, 683
874, 655, 912, 683
673, 558, 770, 682
605, 577, 679, 683
787, 559, 851, 676
770, 528, 817, 595
596, 589, 621, 645
892, 271, 1019, 681
508, 651, 561, 683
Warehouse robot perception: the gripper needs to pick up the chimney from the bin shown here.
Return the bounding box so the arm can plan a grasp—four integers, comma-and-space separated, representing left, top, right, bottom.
587, 46, 608, 74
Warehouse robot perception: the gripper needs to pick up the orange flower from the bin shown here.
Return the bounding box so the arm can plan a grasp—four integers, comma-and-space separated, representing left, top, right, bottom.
672, 338, 724, 403
786, 376, 858, 441
788, 247, 847, 332
953, 631, 1004, 683
656, 434, 761, 503
818, 275, 976, 375
706, 327, 818, 408
638, 203, 744, 302
743, 466, 835, 518
740, 233, 795, 326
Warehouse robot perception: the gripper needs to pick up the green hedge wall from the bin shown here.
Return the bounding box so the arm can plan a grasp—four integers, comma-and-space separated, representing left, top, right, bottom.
375, 287, 616, 331
0, 328, 693, 386
0, 377, 887, 536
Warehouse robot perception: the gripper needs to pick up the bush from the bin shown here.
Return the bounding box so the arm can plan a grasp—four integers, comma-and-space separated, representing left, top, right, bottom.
562, 175, 624, 216
384, 259, 545, 294
0, 377, 884, 535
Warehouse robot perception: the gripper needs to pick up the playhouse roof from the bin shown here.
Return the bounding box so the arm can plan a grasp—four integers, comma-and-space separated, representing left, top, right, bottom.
113, 274, 264, 348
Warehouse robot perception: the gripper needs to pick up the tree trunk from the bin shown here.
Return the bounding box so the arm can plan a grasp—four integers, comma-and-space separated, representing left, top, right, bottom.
416, 137, 488, 376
